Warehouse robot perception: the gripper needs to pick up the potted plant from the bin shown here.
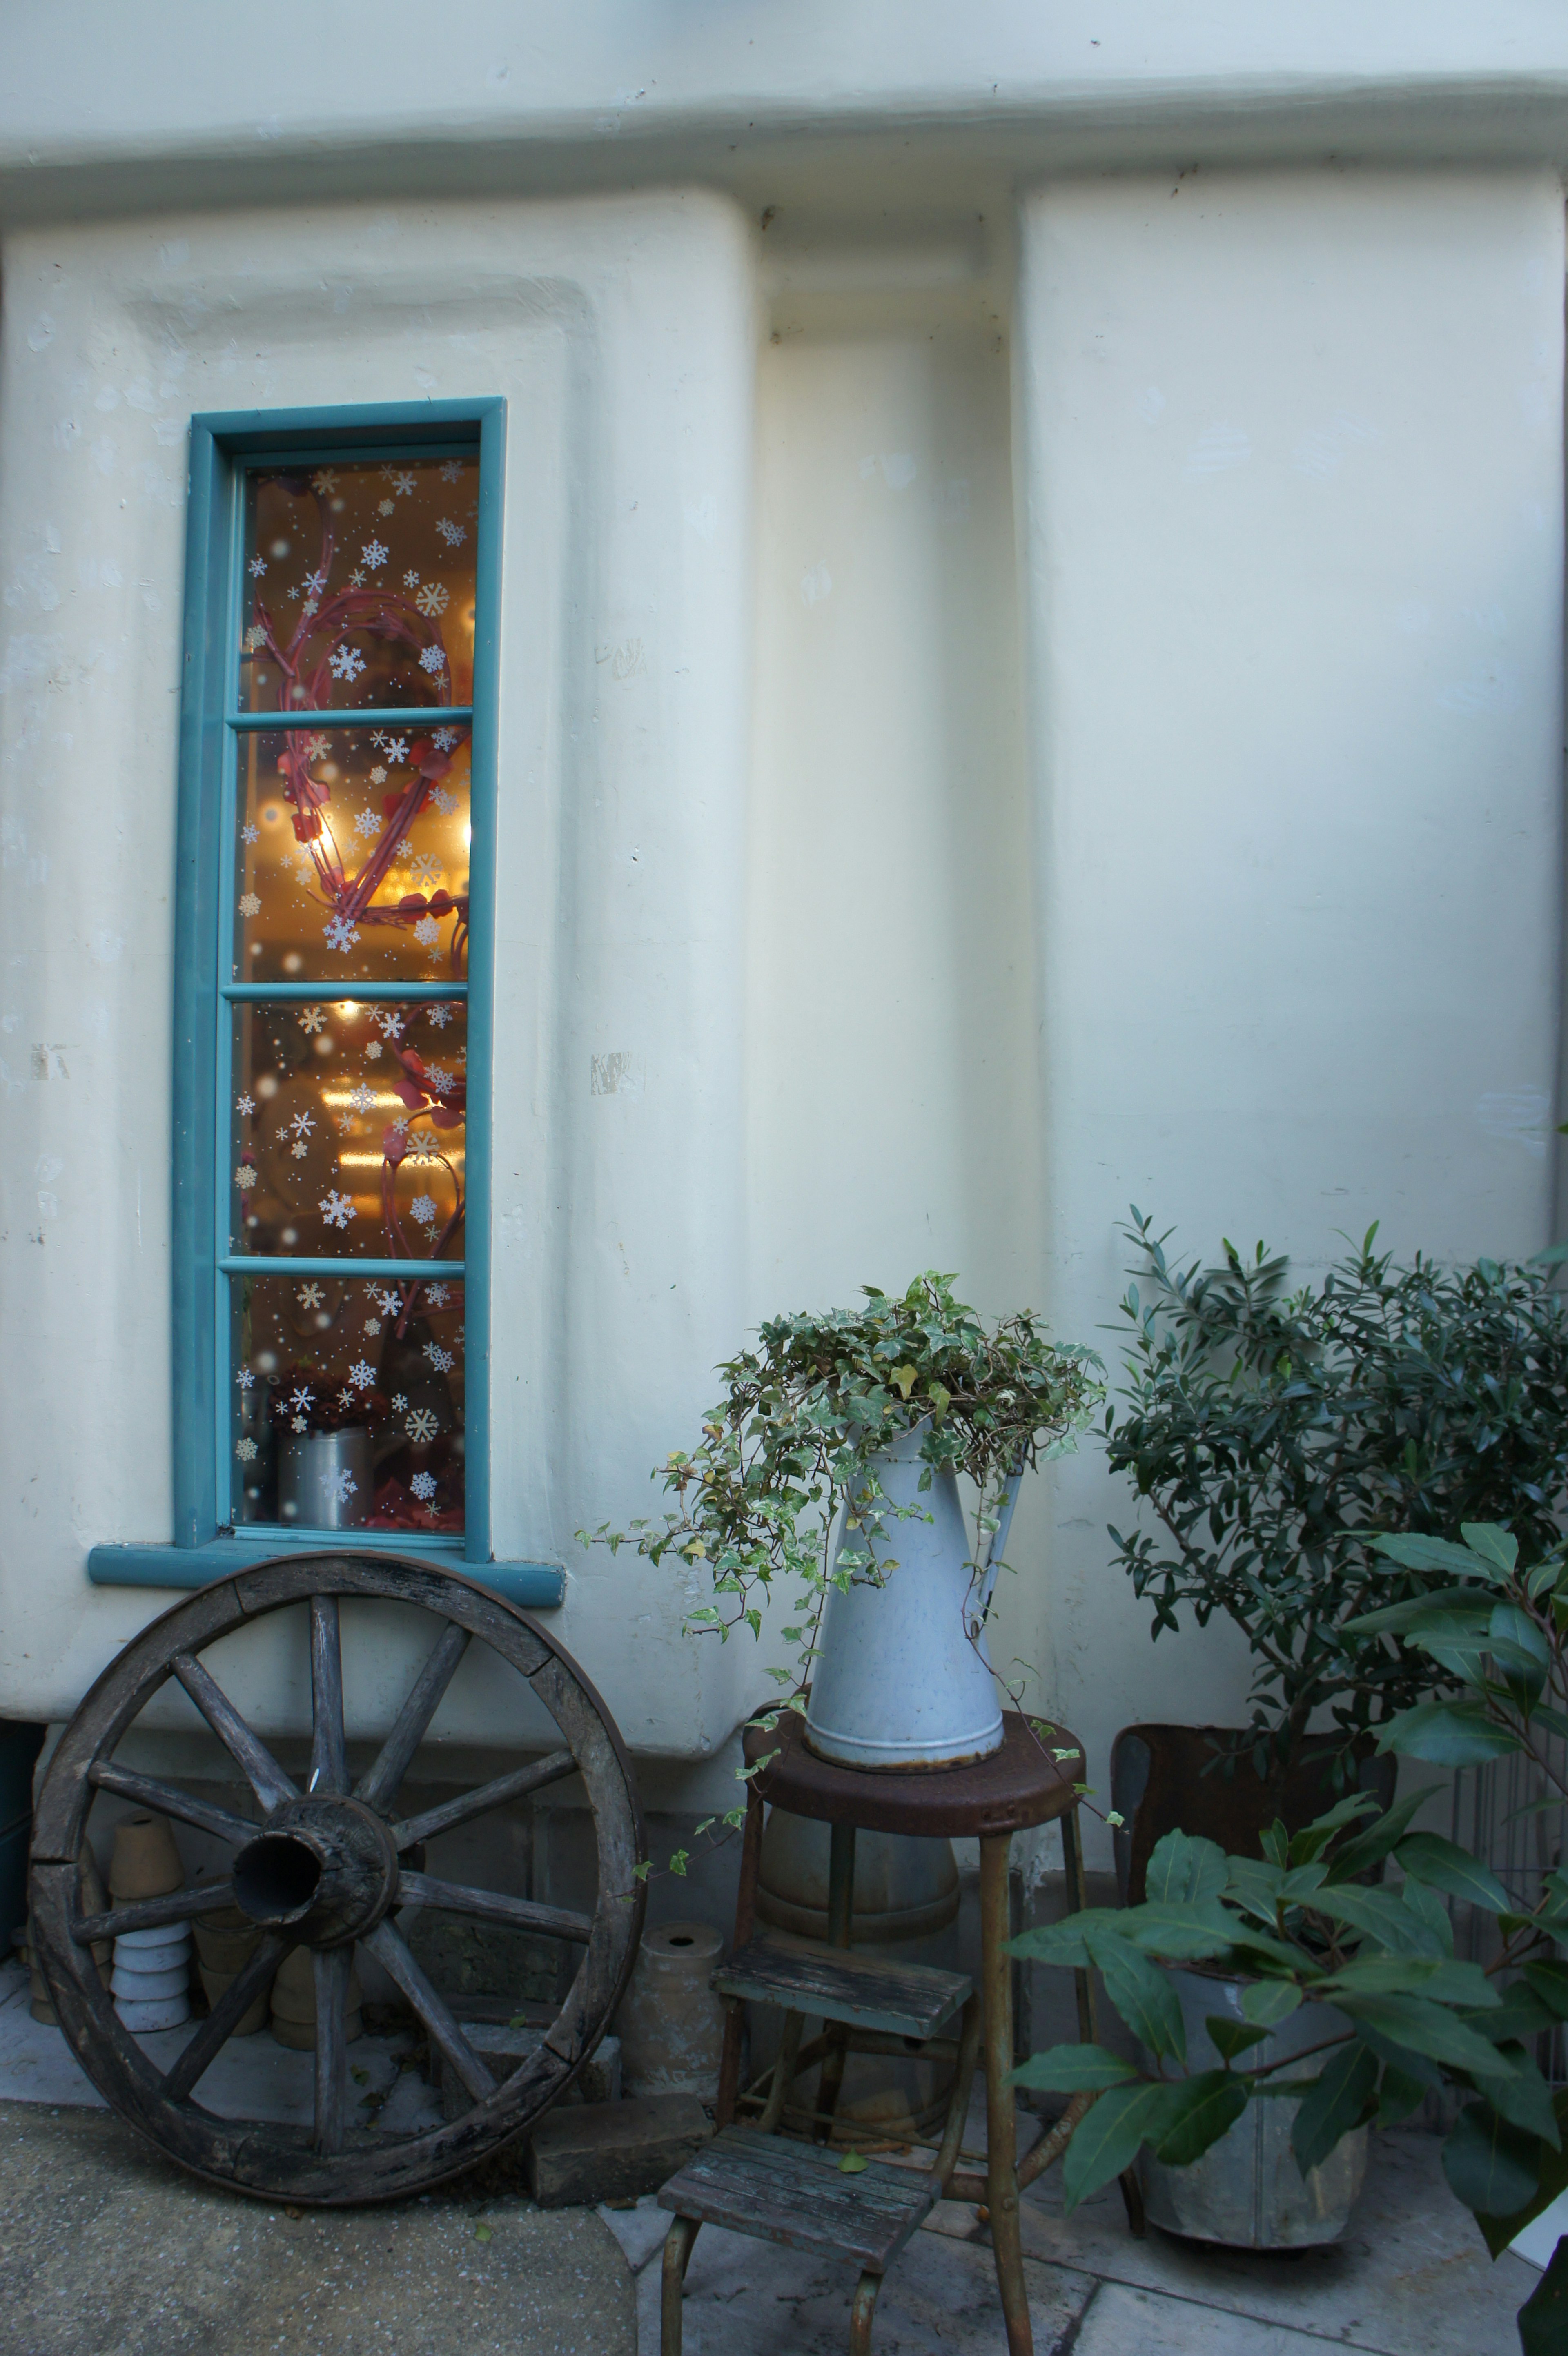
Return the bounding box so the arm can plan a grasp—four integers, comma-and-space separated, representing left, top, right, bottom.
1009, 1520, 1568, 2346
1103, 1212, 1568, 1880
586, 1272, 1100, 1770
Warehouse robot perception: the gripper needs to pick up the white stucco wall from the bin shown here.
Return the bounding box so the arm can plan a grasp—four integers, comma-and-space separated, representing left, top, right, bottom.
0, 147, 1565, 1800
1014, 168, 1566, 1855
0, 191, 764, 1756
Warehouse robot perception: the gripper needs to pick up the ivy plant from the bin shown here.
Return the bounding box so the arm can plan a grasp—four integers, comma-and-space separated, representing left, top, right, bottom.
1105, 1214, 1568, 1775
1009, 1521, 1568, 2350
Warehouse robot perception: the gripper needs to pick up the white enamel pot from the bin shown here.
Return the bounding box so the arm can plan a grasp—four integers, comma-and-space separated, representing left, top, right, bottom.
804, 1423, 1007, 1772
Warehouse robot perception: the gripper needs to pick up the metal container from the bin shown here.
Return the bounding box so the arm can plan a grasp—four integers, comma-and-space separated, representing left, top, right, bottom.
804, 1424, 1004, 1770
1138, 1966, 1367, 2247
277, 1428, 373, 1530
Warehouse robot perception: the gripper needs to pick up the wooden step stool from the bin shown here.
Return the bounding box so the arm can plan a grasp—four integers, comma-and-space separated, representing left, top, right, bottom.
657, 1710, 1141, 2356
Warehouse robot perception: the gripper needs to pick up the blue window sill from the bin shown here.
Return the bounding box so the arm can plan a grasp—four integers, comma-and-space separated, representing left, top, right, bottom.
87, 1536, 565, 1610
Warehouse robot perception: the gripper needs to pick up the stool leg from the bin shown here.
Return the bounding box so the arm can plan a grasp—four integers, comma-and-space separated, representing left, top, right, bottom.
981, 1830, 1032, 2356
758, 2011, 806, 2134
1060, 1804, 1145, 2237
815, 1822, 857, 2141
848, 2268, 882, 2356
716, 1786, 766, 2128
661, 2215, 700, 2354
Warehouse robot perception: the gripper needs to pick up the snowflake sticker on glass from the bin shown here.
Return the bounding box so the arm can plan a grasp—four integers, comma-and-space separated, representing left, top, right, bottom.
230, 1275, 465, 1534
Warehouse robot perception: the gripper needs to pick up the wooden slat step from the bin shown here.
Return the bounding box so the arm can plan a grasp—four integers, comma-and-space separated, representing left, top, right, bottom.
713, 1931, 970, 2040
659, 2124, 938, 2273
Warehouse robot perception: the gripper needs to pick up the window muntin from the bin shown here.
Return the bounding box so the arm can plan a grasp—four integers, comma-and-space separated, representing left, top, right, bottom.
216, 439, 486, 1541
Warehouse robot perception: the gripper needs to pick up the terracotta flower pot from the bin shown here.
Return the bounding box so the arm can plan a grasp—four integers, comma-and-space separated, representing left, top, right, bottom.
198, 1961, 272, 2036
109, 1813, 185, 1901
614, 1922, 726, 2100
194, 1908, 265, 1975
270, 1944, 362, 2051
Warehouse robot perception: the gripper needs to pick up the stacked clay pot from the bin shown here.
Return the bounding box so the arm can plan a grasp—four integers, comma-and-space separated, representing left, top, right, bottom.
20, 1847, 112, 2024
109, 1814, 191, 2031
270, 1943, 363, 2051
192, 1907, 274, 2035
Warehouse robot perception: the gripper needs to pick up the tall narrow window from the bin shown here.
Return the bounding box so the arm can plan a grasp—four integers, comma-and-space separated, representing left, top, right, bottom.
227, 452, 479, 1539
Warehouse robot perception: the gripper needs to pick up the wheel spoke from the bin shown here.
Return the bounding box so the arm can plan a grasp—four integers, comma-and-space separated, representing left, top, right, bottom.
77, 1880, 237, 1945
361, 1919, 497, 2104
312, 1946, 351, 2153
309, 1595, 348, 1796
354, 1622, 470, 1813
396, 1871, 593, 1945
392, 1749, 580, 1848
170, 1652, 299, 1813
89, 1762, 258, 1848
161, 1935, 288, 2102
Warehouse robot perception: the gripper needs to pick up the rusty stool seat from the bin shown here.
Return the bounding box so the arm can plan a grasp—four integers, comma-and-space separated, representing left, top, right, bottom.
659, 1710, 1136, 2356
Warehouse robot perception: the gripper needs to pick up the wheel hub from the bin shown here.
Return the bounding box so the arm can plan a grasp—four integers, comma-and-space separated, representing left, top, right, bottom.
232, 1796, 399, 1948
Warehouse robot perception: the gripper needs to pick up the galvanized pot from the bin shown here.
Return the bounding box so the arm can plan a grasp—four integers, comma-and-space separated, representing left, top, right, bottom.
277, 1428, 373, 1530
1137, 1966, 1367, 2248
804, 1425, 1004, 1771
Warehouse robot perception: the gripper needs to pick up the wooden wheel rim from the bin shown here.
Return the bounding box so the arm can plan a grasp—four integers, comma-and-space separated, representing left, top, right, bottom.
30, 1551, 646, 2205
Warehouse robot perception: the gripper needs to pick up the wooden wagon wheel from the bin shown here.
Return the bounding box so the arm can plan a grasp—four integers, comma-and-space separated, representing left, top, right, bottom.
29, 1551, 645, 2205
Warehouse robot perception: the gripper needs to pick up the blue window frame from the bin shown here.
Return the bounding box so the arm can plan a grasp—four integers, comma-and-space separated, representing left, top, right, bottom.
89, 402, 561, 1608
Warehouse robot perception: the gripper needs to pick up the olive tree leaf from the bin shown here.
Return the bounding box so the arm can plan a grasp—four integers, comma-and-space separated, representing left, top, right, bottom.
1326, 1790, 1429, 1881
1479, 2043, 1562, 2148
1152, 2071, 1249, 2165
1009, 2046, 1140, 2093
1307, 1885, 1445, 1958
1442, 2100, 1541, 2218
1082, 1926, 1185, 2065
1395, 1832, 1510, 1916
1291, 2040, 1379, 2178
1523, 1962, 1568, 2022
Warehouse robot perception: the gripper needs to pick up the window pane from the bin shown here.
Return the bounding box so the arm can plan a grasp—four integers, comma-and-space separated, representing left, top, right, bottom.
239, 459, 478, 713
232, 1274, 464, 1533
233, 726, 470, 985
231, 998, 465, 1261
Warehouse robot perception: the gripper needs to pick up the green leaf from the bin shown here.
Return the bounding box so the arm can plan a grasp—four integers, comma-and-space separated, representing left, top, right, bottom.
1475, 2091, 1568, 2257
1060, 2082, 1185, 2215
1372, 1532, 1507, 1582
1483, 2044, 1563, 2148
1442, 2100, 1541, 2218
1333, 1991, 1518, 2079
1376, 1701, 1519, 1766
1083, 1926, 1186, 2064
1345, 1590, 1494, 1637
1524, 1962, 1568, 2022
1518, 2236, 1568, 2356
1461, 1523, 1519, 1576
1241, 1980, 1303, 2029
1009, 2045, 1140, 2093
1152, 2071, 1250, 2165
1397, 1877, 1454, 1954
1395, 1833, 1511, 1916
1377, 2062, 1428, 2128
1116, 1900, 1247, 1964
1144, 1828, 1229, 1906
1327, 1790, 1430, 1881
474, 2223, 492, 2243
1308, 1885, 1443, 1958
1287, 1794, 1379, 1866
838, 2151, 867, 2174
1321, 1955, 1496, 2009
1291, 2042, 1379, 2178
1205, 2016, 1274, 2063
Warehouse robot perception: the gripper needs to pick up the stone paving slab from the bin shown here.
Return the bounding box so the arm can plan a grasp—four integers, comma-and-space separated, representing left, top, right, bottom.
0, 2098, 635, 2356
1069, 2279, 1359, 2353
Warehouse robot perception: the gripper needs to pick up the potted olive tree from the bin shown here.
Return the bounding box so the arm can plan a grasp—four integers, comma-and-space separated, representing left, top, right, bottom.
586, 1272, 1100, 1771
1103, 1212, 1568, 1879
